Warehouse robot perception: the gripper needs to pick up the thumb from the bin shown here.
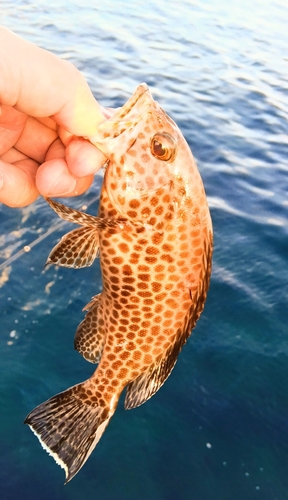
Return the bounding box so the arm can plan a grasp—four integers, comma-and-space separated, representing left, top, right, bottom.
0, 27, 106, 138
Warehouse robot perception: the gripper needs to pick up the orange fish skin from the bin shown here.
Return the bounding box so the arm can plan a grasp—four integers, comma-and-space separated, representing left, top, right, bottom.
25, 83, 213, 482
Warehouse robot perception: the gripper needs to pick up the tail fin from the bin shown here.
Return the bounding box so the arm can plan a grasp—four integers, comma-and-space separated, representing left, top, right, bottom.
24, 382, 116, 483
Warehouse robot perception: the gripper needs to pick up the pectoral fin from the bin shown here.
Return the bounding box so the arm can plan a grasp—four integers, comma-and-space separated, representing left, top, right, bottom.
45, 199, 142, 268
74, 294, 105, 363
46, 226, 99, 268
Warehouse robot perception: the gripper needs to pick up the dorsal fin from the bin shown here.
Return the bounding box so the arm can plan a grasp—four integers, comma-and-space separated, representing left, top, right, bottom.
74, 294, 105, 363
125, 232, 213, 410
124, 296, 204, 409
124, 343, 180, 410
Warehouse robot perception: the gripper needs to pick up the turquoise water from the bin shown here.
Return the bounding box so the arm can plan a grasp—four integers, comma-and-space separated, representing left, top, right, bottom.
1, 1, 288, 498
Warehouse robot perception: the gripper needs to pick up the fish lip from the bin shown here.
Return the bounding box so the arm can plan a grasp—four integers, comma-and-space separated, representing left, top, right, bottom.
111, 83, 149, 122
91, 83, 152, 146
112, 83, 153, 121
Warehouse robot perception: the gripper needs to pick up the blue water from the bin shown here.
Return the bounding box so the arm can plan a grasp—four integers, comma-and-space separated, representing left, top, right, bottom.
1, 1, 288, 498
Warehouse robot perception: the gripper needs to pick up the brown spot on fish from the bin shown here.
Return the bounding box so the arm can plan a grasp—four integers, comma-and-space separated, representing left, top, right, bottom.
128, 149, 137, 157
152, 282, 162, 292
129, 199, 140, 209
118, 243, 129, 253
127, 210, 138, 218
141, 153, 150, 163
160, 254, 174, 263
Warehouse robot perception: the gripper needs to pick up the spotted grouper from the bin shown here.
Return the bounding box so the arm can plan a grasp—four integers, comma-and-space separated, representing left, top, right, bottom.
25, 83, 213, 482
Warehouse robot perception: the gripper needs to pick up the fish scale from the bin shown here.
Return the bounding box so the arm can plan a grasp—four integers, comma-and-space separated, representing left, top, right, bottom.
25, 83, 213, 483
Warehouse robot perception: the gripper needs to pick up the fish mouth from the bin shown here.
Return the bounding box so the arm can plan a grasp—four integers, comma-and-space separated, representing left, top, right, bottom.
111, 83, 150, 122
90, 83, 153, 150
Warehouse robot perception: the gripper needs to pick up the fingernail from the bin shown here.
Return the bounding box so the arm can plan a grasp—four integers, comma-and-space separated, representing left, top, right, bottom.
46, 178, 77, 197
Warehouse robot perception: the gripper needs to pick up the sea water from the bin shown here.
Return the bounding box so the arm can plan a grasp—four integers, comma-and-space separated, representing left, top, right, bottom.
0, 1, 288, 499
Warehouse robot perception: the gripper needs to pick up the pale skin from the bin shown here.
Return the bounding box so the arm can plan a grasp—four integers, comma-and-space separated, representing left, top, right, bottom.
0, 26, 112, 207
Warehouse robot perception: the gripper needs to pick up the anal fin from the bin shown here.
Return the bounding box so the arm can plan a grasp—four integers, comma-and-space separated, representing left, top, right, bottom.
46, 226, 99, 268
74, 294, 105, 363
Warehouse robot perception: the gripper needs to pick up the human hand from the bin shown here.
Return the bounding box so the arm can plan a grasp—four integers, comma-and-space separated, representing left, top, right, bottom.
0, 26, 110, 207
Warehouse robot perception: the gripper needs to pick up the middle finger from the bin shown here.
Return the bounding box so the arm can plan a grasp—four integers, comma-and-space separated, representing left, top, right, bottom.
15, 116, 58, 163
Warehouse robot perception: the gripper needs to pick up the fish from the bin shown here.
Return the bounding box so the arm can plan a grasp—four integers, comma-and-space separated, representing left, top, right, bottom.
24, 83, 213, 482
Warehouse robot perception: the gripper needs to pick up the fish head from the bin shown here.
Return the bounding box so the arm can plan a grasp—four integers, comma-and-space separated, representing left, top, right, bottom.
92, 83, 199, 218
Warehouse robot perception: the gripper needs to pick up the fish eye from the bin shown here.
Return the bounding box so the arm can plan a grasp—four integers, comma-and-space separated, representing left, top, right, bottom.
150, 132, 177, 162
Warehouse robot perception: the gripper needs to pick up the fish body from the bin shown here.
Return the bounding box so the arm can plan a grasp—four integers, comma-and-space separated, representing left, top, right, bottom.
25, 83, 213, 482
